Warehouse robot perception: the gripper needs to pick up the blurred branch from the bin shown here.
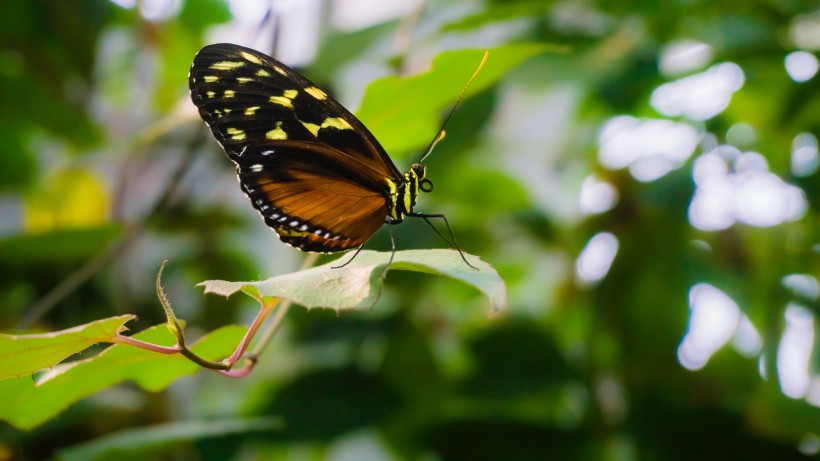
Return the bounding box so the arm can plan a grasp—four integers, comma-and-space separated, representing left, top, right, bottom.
116, 253, 320, 378
16, 125, 206, 330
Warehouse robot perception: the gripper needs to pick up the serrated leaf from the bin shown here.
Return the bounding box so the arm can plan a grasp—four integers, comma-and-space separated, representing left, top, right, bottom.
356, 44, 549, 158
55, 417, 281, 461
0, 315, 135, 378
198, 249, 506, 312
0, 324, 244, 430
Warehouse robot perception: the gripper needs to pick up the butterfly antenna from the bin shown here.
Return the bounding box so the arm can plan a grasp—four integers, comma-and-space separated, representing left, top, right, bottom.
419, 50, 489, 164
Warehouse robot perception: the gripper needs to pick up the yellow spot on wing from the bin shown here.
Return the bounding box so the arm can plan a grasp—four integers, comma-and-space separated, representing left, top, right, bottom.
269, 96, 293, 108
266, 122, 288, 140
237, 77, 253, 84
305, 87, 327, 100
245, 106, 260, 115
273, 66, 287, 75
240, 51, 262, 65
301, 122, 320, 137
226, 128, 246, 140
224, 90, 235, 98
275, 226, 311, 238
321, 117, 353, 130
203, 75, 219, 83
206, 91, 216, 98
283, 89, 298, 99
256, 69, 271, 77
210, 61, 244, 70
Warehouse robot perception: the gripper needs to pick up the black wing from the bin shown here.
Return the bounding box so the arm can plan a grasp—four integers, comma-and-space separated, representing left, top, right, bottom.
189, 43, 402, 180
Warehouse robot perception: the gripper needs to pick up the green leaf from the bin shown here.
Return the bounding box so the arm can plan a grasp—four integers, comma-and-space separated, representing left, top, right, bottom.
0, 225, 120, 265
55, 417, 281, 461
198, 249, 506, 313
0, 315, 135, 378
356, 44, 549, 158
441, 1, 550, 32
0, 324, 244, 430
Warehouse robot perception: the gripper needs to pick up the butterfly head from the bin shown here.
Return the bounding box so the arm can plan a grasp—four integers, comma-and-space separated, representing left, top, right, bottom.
412, 162, 434, 193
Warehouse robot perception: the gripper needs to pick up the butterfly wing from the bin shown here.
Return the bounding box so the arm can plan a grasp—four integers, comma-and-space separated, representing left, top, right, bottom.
189, 43, 402, 252
189, 43, 402, 178
237, 141, 388, 252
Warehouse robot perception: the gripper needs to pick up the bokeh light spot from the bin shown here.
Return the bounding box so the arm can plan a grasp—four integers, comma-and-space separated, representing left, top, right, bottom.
785, 51, 819, 82
651, 62, 744, 121
576, 232, 619, 285
659, 40, 713, 76
791, 132, 819, 177
579, 176, 618, 215
678, 284, 742, 371
598, 116, 700, 181
777, 304, 814, 399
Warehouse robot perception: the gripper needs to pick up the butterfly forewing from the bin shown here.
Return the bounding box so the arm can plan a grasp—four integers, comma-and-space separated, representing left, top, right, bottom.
189, 43, 400, 178
189, 43, 402, 253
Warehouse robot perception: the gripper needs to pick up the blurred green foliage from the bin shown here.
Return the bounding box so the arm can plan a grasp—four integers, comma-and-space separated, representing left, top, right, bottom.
1, 0, 819, 460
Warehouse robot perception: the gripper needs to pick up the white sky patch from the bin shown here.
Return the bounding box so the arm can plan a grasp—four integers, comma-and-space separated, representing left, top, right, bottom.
579, 176, 618, 215
227, 0, 271, 22
218, 0, 320, 66
785, 51, 819, 82
575, 232, 619, 285
331, 0, 423, 31
777, 303, 814, 399
678, 283, 741, 371
651, 62, 745, 121
659, 40, 713, 76
598, 116, 700, 182
139, 0, 181, 22
688, 148, 807, 231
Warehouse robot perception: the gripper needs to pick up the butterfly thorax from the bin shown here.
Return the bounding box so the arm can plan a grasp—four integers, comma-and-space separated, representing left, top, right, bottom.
385, 163, 431, 225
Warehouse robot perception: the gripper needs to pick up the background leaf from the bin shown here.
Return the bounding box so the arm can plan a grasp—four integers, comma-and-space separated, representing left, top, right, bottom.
55, 418, 280, 461
0, 324, 244, 430
0, 315, 134, 378
357, 44, 550, 158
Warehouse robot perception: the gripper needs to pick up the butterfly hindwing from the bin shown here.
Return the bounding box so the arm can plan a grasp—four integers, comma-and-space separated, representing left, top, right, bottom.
236, 142, 387, 252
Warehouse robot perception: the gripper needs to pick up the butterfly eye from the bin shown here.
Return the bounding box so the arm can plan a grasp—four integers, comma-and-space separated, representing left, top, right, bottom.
411, 162, 426, 178
420, 178, 434, 193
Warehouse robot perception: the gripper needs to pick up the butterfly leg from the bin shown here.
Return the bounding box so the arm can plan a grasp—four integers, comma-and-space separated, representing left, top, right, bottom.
409, 212, 478, 270
379, 224, 397, 279
332, 244, 366, 269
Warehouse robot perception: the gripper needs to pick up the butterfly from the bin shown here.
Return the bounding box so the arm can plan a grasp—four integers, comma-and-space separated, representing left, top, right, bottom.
188, 43, 476, 266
